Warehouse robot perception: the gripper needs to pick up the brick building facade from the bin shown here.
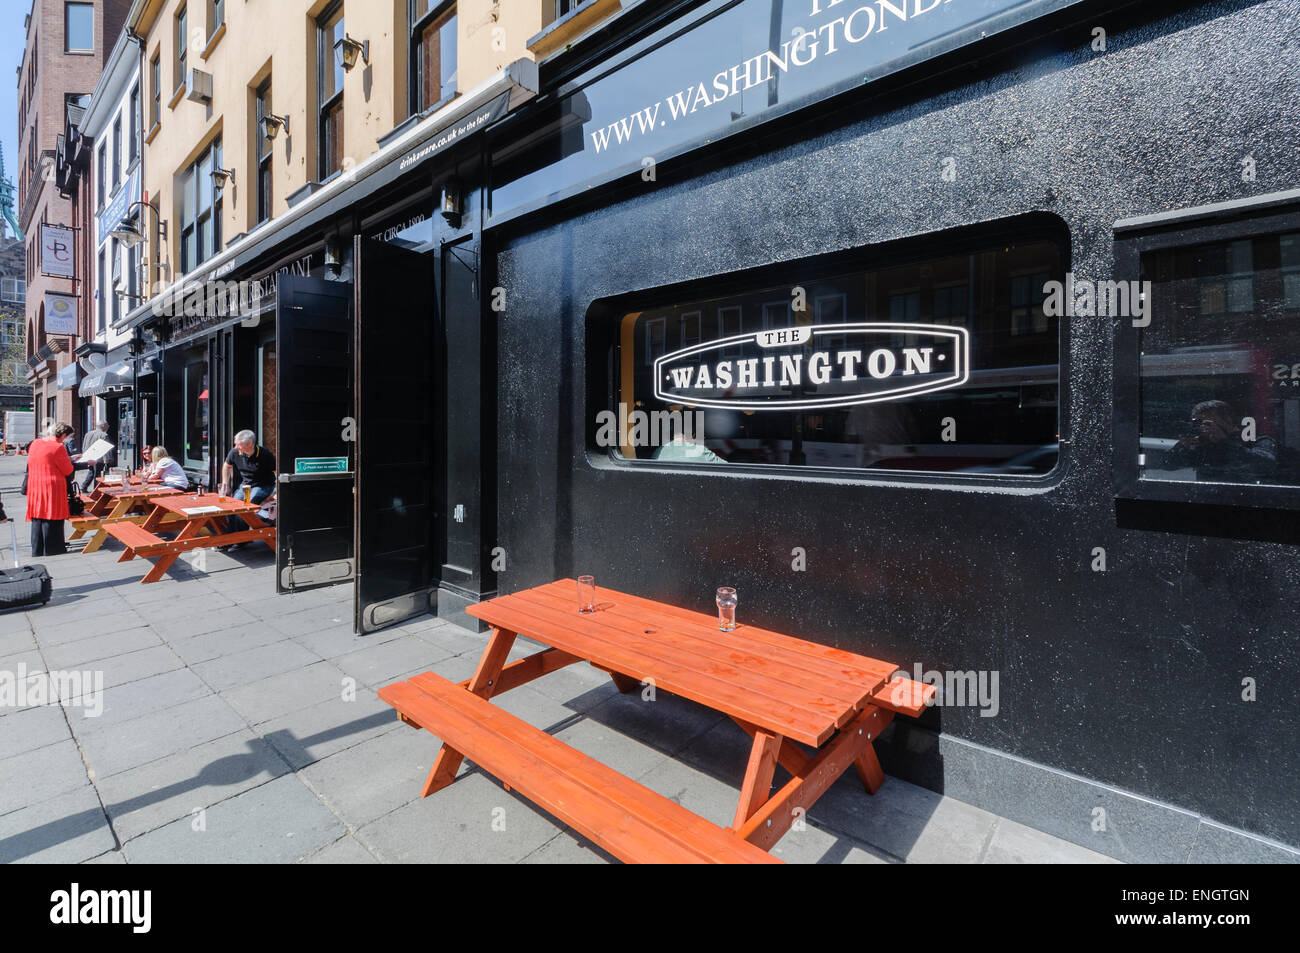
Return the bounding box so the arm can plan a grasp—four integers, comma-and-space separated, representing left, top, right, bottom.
17, 0, 130, 433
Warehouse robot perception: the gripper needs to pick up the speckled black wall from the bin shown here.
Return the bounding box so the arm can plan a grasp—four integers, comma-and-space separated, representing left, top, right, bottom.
493, 0, 1300, 847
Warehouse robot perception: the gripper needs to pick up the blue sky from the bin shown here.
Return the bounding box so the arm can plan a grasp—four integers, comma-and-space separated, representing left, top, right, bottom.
1, 0, 25, 206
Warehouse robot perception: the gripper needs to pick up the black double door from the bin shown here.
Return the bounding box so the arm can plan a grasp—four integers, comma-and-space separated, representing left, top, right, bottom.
273, 241, 441, 632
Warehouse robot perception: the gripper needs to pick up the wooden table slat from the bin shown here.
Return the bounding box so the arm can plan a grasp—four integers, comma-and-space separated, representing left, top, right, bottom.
467, 600, 837, 746
513, 586, 876, 717
537, 579, 899, 683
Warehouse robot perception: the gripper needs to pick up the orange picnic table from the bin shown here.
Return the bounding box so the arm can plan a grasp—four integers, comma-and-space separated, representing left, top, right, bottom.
71, 482, 187, 553
103, 492, 275, 583
380, 579, 936, 864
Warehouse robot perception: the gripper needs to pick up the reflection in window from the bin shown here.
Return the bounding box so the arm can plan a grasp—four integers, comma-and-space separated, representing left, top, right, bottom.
610, 237, 1063, 474
184, 360, 209, 469
1138, 231, 1300, 488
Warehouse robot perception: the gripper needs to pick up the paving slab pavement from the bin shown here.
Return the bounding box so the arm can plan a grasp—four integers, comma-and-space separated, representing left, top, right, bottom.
0, 454, 1124, 864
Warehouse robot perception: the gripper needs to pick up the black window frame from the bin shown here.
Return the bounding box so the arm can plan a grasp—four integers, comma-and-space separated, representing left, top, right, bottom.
316, 1, 345, 182
110, 239, 121, 326
96, 142, 106, 210
207, 0, 224, 39
128, 84, 140, 164
585, 212, 1073, 488
174, 6, 188, 97
150, 52, 161, 128
1113, 193, 1300, 510
111, 114, 122, 188
255, 77, 273, 224
409, 0, 458, 117
179, 137, 224, 274
97, 246, 107, 332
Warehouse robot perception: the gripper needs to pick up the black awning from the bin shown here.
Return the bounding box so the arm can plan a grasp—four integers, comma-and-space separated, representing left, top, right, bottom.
79, 361, 134, 397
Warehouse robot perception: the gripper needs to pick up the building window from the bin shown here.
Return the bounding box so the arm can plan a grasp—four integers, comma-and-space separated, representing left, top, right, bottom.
110, 241, 122, 326
65, 2, 94, 53
127, 244, 139, 307
410, 1, 457, 115
128, 85, 140, 163
317, 2, 345, 181
179, 138, 223, 273
97, 248, 106, 332
596, 219, 1066, 477
255, 79, 273, 224
175, 6, 188, 96
112, 115, 122, 188
207, 0, 224, 38
96, 144, 106, 210
1121, 226, 1300, 495
150, 53, 161, 127
0, 279, 25, 304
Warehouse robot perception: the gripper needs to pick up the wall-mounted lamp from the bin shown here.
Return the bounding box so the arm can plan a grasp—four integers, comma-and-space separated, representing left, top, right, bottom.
440, 180, 463, 228
108, 203, 167, 247
259, 113, 290, 141
335, 34, 369, 72
324, 235, 343, 274
211, 167, 236, 188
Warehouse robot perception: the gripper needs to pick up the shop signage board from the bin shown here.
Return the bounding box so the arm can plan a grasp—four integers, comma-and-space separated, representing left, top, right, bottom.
294, 456, 349, 474
98, 167, 141, 239
654, 322, 970, 409
167, 252, 317, 345
40, 224, 76, 279
44, 292, 78, 335
493, 0, 1085, 216
56, 362, 81, 390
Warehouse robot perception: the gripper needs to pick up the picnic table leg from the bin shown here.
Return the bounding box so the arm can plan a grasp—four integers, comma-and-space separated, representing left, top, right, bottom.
852, 708, 893, 794
421, 626, 518, 797
733, 729, 781, 829
138, 518, 209, 583
85, 498, 134, 554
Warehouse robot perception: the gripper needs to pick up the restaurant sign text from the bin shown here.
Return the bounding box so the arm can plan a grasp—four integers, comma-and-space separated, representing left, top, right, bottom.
654, 323, 970, 410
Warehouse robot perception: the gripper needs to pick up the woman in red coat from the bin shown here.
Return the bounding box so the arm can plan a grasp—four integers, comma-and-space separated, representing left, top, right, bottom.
26, 423, 74, 556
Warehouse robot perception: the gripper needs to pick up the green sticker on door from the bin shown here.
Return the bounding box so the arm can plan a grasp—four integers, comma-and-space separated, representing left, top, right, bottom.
294, 457, 349, 474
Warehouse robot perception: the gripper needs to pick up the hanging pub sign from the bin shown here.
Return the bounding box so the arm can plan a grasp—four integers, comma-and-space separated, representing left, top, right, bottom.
654, 322, 970, 410
44, 292, 78, 335
493, 0, 1087, 216
40, 224, 76, 279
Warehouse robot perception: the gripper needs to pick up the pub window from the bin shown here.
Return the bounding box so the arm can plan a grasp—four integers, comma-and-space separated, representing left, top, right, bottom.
1114, 196, 1300, 507
1010, 271, 1050, 334
410, 1, 457, 115
255, 78, 273, 224
65, 2, 93, 53
174, 6, 188, 97
183, 359, 209, 469
179, 137, 223, 273
317, 2, 345, 181
594, 218, 1066, 477
150, 53, 161, 128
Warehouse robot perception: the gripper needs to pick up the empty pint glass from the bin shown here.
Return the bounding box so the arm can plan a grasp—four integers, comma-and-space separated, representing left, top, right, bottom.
577, 575, 596, 613
716, 587, 738, 631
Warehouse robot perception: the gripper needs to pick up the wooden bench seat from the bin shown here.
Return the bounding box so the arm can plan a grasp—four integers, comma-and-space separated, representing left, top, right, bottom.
103, 521, 169, 554
379, 671, 782, 864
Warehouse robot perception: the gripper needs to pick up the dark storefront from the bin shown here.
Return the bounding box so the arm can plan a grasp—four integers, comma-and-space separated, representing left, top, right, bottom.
477, 0, 1300, 861
113, 0, 1298, 861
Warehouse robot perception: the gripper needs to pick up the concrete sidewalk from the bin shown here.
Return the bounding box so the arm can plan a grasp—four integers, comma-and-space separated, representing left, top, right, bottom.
0, 454, 1116, 864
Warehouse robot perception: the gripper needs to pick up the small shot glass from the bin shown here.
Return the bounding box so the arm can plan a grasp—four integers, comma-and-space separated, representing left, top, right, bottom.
577, 575, 596, 613
715, 587, 738, 631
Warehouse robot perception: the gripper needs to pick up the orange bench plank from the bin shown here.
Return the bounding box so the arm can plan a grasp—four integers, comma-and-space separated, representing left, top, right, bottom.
382, 674, 781, 864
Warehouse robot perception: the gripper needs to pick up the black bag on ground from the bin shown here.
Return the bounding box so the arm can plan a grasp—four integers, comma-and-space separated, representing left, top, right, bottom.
0, 521, 52, 610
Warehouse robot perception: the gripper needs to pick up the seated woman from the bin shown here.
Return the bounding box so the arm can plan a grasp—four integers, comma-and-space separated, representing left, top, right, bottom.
147, 447, 191, 490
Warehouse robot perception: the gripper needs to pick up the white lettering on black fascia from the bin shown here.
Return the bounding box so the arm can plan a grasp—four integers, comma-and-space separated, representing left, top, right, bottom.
591, 0, 955, 154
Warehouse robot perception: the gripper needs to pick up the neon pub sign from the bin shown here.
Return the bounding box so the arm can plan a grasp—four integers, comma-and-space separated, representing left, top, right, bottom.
653, 323, 971, 410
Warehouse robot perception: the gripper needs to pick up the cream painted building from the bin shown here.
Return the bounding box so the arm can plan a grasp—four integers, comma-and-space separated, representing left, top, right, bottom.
129, 0, 561, 288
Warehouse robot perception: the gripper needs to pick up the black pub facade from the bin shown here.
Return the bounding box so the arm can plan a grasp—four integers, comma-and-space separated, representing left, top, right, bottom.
116, 0, 1300, 862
